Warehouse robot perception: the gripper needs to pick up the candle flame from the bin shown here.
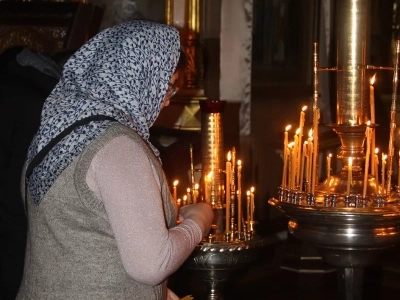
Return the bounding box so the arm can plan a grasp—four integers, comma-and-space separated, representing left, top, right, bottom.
207, 171, 213, 179
304, 141, 308, 145
183, 195, 187, 200
250, 186, 255, 193
302, 105, 308, 112
375, 148, 379, 154
366, 120, 371, 126
288, 142, 294, 148
237, 160, 242, 166
370, 73, 376, 85
348, 157, 353, 166
173, 180, 179, 186
329, 153, 332, 158
187, 188, 191, 193
295, 128, 300, 135
227, 151, 231, 161
195, 183, 199, 190
177, 198, 181, 203
246, 190, 250, 196
285, 125, 292, 131
383, 154, 387, 160
308, 129, 313, 138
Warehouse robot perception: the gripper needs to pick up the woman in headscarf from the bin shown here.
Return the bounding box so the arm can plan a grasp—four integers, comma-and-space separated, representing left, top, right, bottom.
17, 21, 213, 300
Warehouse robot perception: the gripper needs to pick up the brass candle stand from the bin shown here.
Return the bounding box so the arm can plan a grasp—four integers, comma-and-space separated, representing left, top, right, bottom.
269, 1, 400, 300
183, 99, 267, 300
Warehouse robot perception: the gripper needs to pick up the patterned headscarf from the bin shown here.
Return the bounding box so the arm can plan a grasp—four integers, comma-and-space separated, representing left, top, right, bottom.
27, 21, 181, 205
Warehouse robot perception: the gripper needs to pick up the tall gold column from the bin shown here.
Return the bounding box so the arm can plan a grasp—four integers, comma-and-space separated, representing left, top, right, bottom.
165, 0, 204, 95
155, 0, 205, 130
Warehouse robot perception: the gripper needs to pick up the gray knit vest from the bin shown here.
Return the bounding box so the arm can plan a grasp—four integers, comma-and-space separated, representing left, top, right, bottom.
17, 124, 177, 300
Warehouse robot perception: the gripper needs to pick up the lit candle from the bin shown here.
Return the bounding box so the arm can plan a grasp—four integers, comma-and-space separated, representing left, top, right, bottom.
374, 148, 380, 187
246, 190, 251, 224
282, 125, 292, 187
225, 152, 231, 232
287, 142, 294, 189
299, 141, 307, 191
205, 171, 213, 205
347, 157, 353, 195
231, 147, 236, 187
194, 183, 199, 203
237, 160, 242, 232
327, 153, 332, 181
250, 187, 255, 222
307, 130, 314, 192
173, 180, 179, 203
292, 128, 300, 189
363, 122, 372, 197
297, 106, 307, 186
186, 188, 191, 205
311, 108, 320, 194
382, 153, 387, 194
182, 195, 187, 206
370, 75, 376, 176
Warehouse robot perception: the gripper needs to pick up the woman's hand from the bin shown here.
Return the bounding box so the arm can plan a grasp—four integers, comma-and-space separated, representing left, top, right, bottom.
167, 288, 179, 300
178, 203, 213, 234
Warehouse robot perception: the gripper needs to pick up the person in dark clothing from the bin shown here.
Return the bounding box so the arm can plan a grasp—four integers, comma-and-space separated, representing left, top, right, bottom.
0, 47, 74, 300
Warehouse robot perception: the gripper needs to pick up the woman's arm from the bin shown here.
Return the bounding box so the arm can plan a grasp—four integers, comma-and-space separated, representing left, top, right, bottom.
86, 135, 212, 286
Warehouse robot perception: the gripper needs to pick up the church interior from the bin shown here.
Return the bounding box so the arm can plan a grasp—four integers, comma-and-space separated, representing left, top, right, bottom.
3, 0, 400, 299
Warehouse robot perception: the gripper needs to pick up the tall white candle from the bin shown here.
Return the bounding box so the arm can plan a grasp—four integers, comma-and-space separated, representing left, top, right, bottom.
225, 152, 231, 232
250, 187, 255, 222
282, 125, 291, 187
299, 141, 307, 191
288, 142, 294, 189
374, 148, 380, 188
297, 106, 307, 186
363, 122, 372, 197
370, 75, 376, 176
307, 130, 314, 193
237, 160, 242, 232
327, 153, 332, 181
382, 153, 387, 194
194, 183, 199, 203
246, 190, 250, 224
173, 180, 179, 203
186, 188, 191, 205
292, 129, 300, 189
347, 157, 353, 195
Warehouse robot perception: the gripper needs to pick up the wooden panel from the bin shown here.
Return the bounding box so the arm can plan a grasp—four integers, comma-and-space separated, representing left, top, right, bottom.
0, 2, 103, 55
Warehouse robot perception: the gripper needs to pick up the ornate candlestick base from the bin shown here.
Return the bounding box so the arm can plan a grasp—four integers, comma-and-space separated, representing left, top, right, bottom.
269, 198, 400, 300
185, 235, 269, 300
